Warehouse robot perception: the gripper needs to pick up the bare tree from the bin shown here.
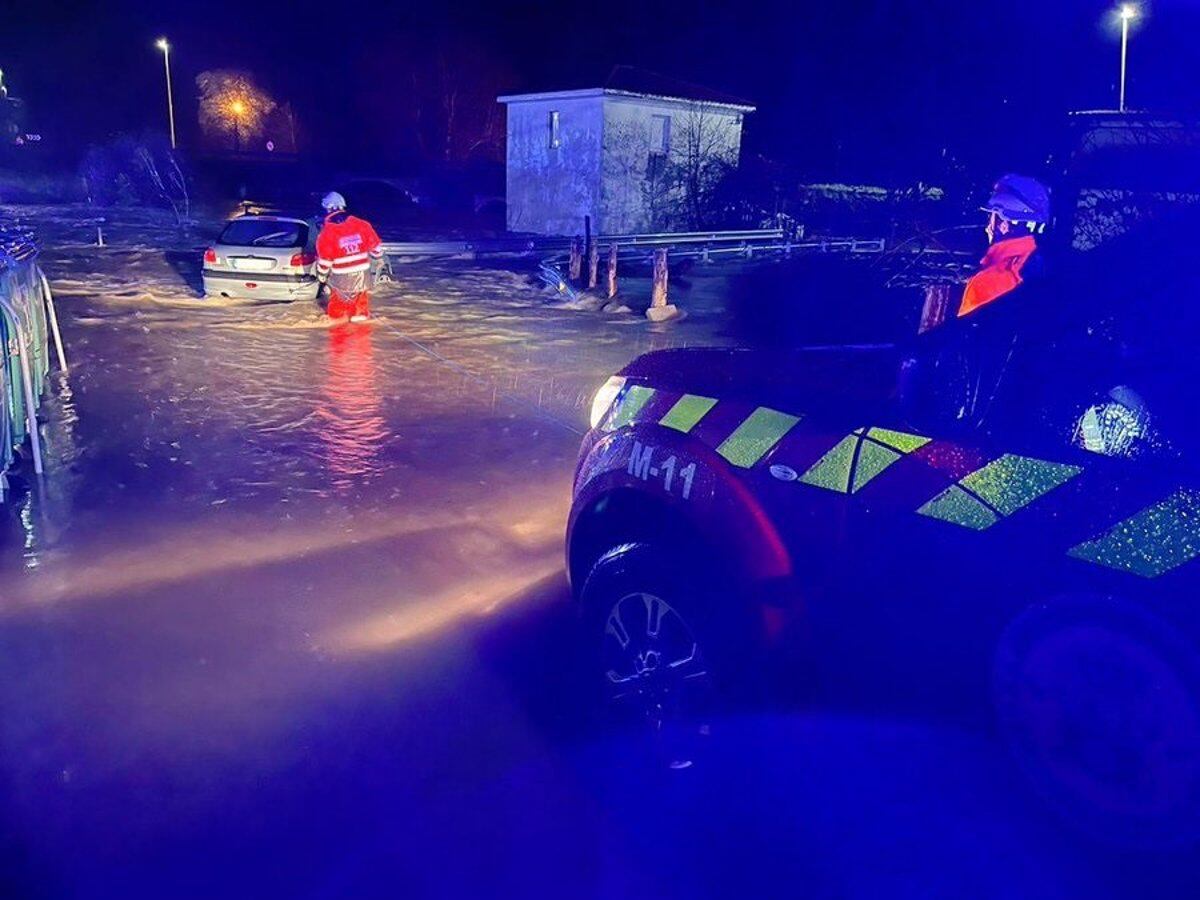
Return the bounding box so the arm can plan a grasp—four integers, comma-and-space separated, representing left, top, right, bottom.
135, 144, 190, 225
266, 102, 302, 154
602, 107, 742, 232
432, 44, 508, 163
671, 105, 739, 230
603, 119, 672, 232
195, 70, 277, 153
368, 39, 509, 165
79, 132, 189, 224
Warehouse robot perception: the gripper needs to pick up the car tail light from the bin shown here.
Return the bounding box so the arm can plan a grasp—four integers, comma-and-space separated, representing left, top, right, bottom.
290, 252, 316, 268
204, 248, 217, 264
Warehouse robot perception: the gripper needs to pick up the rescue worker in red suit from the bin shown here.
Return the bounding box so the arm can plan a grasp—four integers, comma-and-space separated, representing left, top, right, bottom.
959, 174, 1051, 317
316, 192, 384, 323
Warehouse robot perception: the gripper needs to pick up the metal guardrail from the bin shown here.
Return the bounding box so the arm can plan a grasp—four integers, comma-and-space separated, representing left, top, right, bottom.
379, 228, 791, 261
595, 236, 886, 265
530, 231, 887, 309
378, 225, 889, 317
0, 234, 68, 489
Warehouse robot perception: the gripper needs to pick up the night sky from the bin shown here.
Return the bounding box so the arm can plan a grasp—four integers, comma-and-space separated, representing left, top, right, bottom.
4, 0, 1200, 179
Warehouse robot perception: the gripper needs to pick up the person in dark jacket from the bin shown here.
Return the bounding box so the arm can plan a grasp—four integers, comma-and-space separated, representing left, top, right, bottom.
959, 174, 1051, 317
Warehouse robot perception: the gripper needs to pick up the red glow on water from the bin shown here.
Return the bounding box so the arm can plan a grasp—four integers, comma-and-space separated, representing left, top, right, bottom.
316, 325, 389, 487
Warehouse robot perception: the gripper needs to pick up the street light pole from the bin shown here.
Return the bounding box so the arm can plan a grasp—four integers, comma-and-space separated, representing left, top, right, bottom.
230, 100, 246, 154
1119, 5, 1137, 113
156, 38, 177, 149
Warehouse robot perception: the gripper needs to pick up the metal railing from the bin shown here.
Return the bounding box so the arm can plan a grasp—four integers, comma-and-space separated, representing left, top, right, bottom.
378, 227, 793, 261
377, 224, 889, 314
561, 235, 885, 267
0, 229, 68, 488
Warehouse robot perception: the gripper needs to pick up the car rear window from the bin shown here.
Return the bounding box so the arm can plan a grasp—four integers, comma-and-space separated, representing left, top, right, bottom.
218, 219, 308, 248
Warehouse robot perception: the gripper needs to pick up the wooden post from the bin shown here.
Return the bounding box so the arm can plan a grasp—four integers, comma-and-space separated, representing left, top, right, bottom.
606, 243, 618, 299
645, 248, 679, 322
587, 239, 600, 290
569, 237, 583, 282
651, 249, 668, 307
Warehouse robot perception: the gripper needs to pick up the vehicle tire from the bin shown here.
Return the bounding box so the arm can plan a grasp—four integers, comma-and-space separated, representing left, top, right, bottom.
579, 542, 761, 770
993, 596, 1200, 849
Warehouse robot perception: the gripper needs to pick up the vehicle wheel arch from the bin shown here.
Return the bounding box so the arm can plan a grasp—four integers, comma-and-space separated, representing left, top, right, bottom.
568, 488, 730, 596
993, 591, 1200, 849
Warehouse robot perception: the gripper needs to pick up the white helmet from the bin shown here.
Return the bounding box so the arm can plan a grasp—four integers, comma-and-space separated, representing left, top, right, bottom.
321, 191, 347, 213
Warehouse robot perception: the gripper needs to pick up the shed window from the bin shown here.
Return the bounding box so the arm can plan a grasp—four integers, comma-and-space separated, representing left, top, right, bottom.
650, 114, 671, 154
548, 111, 561, 149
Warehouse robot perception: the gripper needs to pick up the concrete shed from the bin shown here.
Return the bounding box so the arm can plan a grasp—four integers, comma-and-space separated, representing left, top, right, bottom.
498, 67, 755, 236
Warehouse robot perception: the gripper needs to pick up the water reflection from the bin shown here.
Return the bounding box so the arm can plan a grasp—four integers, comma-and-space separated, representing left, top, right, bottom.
315, 324, 389, 489
19, 493, 38, 569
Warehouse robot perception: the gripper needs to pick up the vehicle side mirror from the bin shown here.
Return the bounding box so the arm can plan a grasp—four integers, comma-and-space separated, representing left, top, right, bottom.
1074, 386, 1160, 460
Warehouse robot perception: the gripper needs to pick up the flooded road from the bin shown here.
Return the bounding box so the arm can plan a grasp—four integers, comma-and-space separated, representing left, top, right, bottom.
0, 214, 1172, 898
0, 229, 727, 897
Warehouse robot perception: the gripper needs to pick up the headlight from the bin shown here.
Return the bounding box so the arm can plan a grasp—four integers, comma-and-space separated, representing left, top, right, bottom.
589, 376, 626, 430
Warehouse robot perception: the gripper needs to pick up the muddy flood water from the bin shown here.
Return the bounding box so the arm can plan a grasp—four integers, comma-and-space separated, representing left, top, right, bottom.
0, 211, 1178, 898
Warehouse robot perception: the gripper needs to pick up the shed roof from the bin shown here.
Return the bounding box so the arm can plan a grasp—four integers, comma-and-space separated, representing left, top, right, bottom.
498, 66, 755, 112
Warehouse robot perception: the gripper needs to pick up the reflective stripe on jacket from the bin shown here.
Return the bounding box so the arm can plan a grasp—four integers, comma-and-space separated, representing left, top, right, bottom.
316, 213, 383, 279
958, 235, 1038, 317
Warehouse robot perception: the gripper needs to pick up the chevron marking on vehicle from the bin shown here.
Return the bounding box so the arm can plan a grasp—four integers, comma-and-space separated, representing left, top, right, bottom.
800, 427, 931, 494
918, 453, 1082, 531
867, 427, 932, 454
716, 407, 802, 469
1068, 489, 1200, 578
605, 385, 656, 432
659, 394, 719, 434
800, 435, 858, 492
916, 485, 1000, 530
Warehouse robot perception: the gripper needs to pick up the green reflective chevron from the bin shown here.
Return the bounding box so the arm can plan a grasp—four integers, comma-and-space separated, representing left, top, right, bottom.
660, 394, 718, 434
868, 427, 931, 454
606, 385, 655, 431
919, 453, 1081, 530
800, 435, 857, 492
717, 407, 801, 468
800, 426, 925, 495
853, 441, 902, 492
918, 485, 1000, 530
1069, 489, 1200, 578
959, 454, 1082, 517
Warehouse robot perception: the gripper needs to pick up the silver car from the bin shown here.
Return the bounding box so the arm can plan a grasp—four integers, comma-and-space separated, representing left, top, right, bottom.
201, 214, 321, 302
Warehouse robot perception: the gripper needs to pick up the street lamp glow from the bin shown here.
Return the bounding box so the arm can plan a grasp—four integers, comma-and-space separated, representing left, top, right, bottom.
155, 37, 177, 148
231, 100, 246, 117
1120, 5, 1138, 21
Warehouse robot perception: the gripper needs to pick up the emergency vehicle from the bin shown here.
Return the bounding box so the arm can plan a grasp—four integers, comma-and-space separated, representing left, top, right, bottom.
568, 205, 1200, 846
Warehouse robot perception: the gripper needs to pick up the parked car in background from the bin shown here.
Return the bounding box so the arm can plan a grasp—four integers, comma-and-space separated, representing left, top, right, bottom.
202, 214, 320, 302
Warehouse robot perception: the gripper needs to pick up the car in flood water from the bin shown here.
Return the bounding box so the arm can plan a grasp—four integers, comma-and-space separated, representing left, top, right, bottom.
202, 214, 320, 302
568, 207, 1200, 849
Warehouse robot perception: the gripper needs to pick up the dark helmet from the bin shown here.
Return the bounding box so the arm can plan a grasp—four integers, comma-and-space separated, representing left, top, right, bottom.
984, 174, 1051, 230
